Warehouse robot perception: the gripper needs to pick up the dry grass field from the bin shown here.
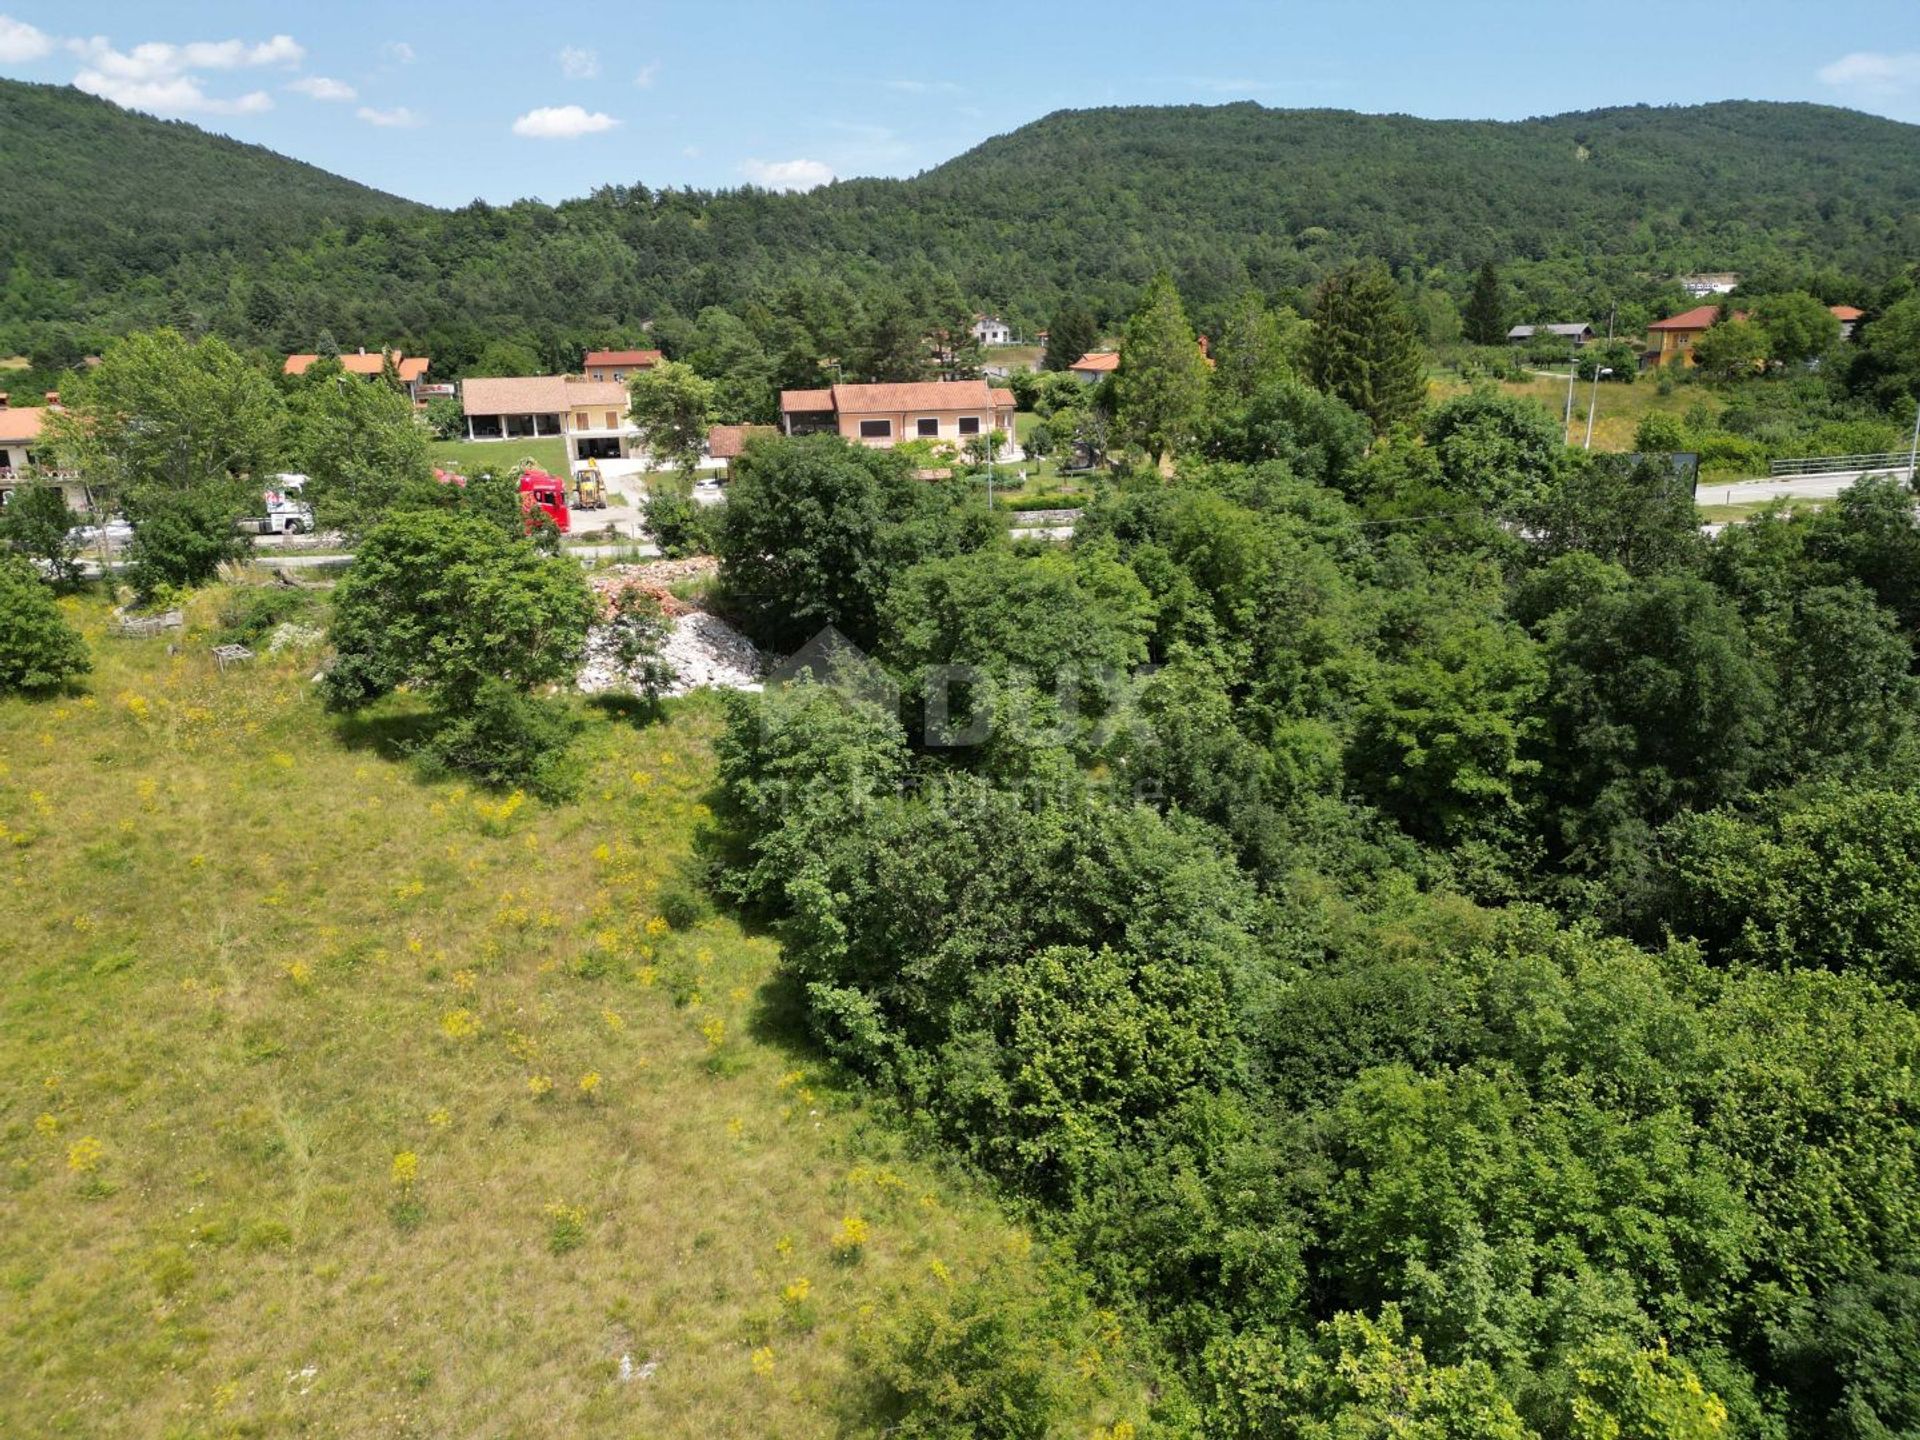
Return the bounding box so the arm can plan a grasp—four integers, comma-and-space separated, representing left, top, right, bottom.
0, 591, 1142, 1438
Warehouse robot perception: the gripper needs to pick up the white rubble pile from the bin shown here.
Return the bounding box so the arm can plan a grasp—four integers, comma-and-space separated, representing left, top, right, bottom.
578, 610, 765, 697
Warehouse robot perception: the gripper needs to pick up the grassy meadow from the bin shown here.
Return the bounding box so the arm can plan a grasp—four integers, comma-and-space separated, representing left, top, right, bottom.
1429, 368, 1727, 455
428, 435, 570, 479
0, 590, 1140, 1437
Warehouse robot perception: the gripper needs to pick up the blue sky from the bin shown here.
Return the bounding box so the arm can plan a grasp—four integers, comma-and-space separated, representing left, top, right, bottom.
1, 1, 1916, 208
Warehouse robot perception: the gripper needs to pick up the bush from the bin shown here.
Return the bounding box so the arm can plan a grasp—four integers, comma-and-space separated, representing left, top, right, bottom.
124, 482, 250, 596
860, 1263, 1100, 1440
0, 482, 84, 587
0, 555, 90, 694
423, 394, 464, 441
214, 585, 320, 646
641, 476, 718, 558
413, 678, 582, 799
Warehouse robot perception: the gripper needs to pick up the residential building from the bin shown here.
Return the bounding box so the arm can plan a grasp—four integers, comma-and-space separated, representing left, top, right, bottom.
705, 423, 778, 480
1646, 304, 1729, 366
0, 399, 90, 509
583, 349, 663, 382
778, 380, 1018, 452
0, 398, 46, 479
460, 375, 634, 464
972, 315, 1013, 346
1507, 323, 1596, 346
1829, 305, 1865, 341
284, 348, 433, 402
1070, 351, 1120, 383
1679, 272, 1741, 297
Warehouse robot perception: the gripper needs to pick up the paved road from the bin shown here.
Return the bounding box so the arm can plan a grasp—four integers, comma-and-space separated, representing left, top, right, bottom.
1696, 465, 1915, 508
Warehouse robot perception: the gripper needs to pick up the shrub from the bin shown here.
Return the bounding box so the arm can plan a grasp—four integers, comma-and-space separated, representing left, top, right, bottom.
413, 678, 582, 799
0, 482, 84, 587
0, 555, 89, 694
642, 476, 719, 558
861, 1263, 1098, 1440
124, 482, 251, 596
214, 585, 320, 646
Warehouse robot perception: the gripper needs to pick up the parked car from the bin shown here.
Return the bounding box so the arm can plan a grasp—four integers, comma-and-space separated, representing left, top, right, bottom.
65, 518, 134, 547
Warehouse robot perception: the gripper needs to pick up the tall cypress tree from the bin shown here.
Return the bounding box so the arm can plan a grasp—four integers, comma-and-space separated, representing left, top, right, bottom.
1464, 261, 1507, 346
1307, 263, 1429, 432
1114, 272, 1210, 465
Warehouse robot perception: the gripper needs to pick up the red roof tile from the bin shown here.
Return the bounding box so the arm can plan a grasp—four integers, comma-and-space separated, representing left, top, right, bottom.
707, 424, 778, 458
989, 387, 1015, 408
1829, 305, 1865, 321
1071, 351, 1120, 372
285, 350, 430, 382
584, 349, 662, 369
831, 380, 996, 413
779, 387, 835, 413
1647, 305, 1723, 332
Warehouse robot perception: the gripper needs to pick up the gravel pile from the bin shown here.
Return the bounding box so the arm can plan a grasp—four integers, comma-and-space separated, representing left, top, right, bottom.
577, 602, 765, 697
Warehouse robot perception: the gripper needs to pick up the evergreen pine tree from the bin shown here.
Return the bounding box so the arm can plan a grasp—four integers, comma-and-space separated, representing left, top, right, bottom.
1464, 261, 1507, 346
1307, 262, 1429, 432
1042, 305, 1099, 372
1113, 272, 1210, 464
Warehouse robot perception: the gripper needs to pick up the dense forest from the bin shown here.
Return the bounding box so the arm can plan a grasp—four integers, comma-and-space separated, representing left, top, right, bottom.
4, 82, 1920, 379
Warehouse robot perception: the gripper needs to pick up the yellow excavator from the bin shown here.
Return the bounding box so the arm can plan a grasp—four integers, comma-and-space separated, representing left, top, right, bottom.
572, 458, 609, 511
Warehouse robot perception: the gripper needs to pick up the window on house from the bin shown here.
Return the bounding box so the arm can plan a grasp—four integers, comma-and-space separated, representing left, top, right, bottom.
859, 419, 892, 438
916, 417, 939, 437
606, 412, 619, 430
958, 416, 981, 436
614, 370, 626, 381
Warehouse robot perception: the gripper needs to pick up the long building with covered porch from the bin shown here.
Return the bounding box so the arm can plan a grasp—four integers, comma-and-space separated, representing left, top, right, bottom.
459, 376, 635, 463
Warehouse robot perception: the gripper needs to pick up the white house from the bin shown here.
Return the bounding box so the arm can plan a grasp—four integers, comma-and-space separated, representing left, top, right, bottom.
1679, 273, 1740, 298
971, 315, 1013, 347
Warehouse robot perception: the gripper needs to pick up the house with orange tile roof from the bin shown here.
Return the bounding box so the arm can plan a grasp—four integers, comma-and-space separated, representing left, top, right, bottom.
1645, 305, 1730, 367
0, 398, 48, 479
284, 348, 433, 401
583, 349, 663, 382
1069, 351, 1120, 383
778, 380, 1018, 454
1829, 305, 1865, 341
705, 423, 779, 479
460, 375, 635, 464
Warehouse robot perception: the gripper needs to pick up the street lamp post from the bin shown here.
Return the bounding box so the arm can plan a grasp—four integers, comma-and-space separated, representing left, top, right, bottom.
1584, 369, 1613, 449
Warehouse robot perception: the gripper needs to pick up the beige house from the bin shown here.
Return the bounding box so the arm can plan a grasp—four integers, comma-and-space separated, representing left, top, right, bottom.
583, 349, 663, 382
460, 376, 634, 463
778, 380, 1018, 452
284, 349, 434, 403
0, 401, 93, 510
0, 400, 47, 478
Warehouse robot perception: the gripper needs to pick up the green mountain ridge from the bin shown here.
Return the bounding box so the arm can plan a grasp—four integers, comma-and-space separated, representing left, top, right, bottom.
2, 82, 1917, 366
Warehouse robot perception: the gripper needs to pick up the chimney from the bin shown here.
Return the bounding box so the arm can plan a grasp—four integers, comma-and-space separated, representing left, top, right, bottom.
357, 347, 367, 356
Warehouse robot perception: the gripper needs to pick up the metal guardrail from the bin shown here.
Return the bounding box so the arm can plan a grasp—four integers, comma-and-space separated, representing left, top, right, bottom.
1768, 452, 1914, 477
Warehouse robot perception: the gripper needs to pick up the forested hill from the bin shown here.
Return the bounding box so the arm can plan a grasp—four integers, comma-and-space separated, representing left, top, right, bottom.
0, 80, 422, 291
4, 88, 1918, 368
906, 100, 1920, 303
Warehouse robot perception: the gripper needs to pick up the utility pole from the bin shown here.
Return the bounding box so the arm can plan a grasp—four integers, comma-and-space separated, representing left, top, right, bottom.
1583, 305, 1618, 450
1908, 394, 1920, 488
1563, 339, 1579, 444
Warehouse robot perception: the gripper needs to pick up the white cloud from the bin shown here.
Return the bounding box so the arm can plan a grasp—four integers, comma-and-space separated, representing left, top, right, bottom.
883, 78, 963, 95
63, 30, 300, 116
633, 60, 660, 88
0, 14, 53, 63
558, 45, 599, 79
289, 74, 356, 102
740, 157, 835, 191
357, 105, 423, 128
512, 104, 619, 139
1818, 51, 1920, 98
383, 41, 415, 64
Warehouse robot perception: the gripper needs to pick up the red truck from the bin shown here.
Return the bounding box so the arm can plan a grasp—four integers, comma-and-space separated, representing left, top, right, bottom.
518, 467, 571, 536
